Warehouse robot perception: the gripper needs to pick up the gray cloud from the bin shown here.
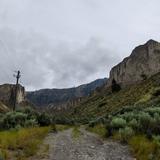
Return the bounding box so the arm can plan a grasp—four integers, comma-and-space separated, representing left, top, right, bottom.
0, 28, 119, 90
0, 0, 160, 90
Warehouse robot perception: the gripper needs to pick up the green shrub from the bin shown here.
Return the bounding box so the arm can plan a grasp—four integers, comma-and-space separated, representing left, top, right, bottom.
152, 87, 160, 97
128, 119, 139, 130
139, 112, 153, 133
2, 112, 27, 129
37, 113, 51, 126
88, 117, 106, 127
111, 79, 121, 92
111, 117, 126, 129
118, 127, 134, 143
105, 121, 113, 137
153, 113, 160, 122
24, 119, 38, 127
153, 135, 160, 147
120, 112, 136, 122
145, 107, 160, 116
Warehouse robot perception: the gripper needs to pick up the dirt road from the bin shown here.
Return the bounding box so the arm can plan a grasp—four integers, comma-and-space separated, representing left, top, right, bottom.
33, 128, 135, 160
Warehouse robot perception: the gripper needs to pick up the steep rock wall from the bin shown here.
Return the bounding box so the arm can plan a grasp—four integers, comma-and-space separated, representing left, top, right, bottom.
0, 84, 25, 108
107, 40, 160, 87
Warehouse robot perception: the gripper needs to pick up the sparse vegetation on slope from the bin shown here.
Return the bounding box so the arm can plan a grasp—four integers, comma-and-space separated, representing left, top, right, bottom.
71, 72, 160, 121
80, 72, 160, 160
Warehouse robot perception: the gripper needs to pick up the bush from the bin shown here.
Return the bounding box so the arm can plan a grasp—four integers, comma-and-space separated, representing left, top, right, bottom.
152, 87, 160, 97
153, 135, 160, 147
154, 113, 160, 122
2, 112, 27, 129
37, 113, 51, 126
111, 79, 121, 92
111, 117, 126, 129
24, 119, 38, 127
138, 112, 151, 130
128, 119, 139, 130
88, 117, 106, 127
145, 107, 160, 116
105, 121, 113, 137
118, 127, 134, 143
121, 112, 136, 122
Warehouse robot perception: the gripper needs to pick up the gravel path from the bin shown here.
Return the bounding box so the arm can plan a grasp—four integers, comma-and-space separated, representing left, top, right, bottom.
33, 128, 135, 160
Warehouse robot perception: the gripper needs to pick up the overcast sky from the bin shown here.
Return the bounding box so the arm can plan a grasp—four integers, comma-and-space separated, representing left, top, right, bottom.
0, 0, 160, 90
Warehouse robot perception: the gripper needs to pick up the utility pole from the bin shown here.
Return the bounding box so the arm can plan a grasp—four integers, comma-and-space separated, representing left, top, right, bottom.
13, 70, 21, 111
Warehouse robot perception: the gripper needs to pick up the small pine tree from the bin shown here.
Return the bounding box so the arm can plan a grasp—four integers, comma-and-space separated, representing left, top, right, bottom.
141, 74, 147, 80
111, 79, 121, 92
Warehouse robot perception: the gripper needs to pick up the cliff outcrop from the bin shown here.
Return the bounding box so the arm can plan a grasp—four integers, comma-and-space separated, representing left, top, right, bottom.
0, 84, 25, 109
107, 40, 160, 87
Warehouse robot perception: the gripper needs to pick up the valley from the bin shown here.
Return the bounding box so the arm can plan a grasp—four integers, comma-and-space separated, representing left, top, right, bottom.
0, 40, 160, 160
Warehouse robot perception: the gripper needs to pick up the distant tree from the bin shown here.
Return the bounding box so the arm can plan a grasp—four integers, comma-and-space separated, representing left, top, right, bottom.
141, 74, 147, 80
37, 113, 51, 126
111, 79, 121, 92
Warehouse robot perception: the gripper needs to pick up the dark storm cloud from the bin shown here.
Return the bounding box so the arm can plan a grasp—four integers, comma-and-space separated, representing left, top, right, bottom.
0, 0, 160, 90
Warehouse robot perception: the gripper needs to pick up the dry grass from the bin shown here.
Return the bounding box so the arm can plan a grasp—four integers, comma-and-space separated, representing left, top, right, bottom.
55, 125, 72, 132
72, 126, 81, 139
113, 133, 160, 160
87, 124, 107, 138
0, 127, 50, 159
128, 135, 158, 160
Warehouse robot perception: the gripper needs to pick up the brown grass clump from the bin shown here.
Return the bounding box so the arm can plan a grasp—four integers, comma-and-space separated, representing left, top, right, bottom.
0, 127, 50, 159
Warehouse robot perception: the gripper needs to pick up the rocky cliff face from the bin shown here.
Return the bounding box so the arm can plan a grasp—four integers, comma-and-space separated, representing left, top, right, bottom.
0, 84, 25, 108
107, 40, 160, 87
27, 78, 107, 107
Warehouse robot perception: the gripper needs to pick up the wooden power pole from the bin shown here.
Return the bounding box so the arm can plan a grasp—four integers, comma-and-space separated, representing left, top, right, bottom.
13, 70, 21, 111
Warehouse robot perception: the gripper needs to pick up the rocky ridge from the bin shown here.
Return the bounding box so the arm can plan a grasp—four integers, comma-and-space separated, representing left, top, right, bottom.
107, 40, 160, 87
27, 78, 107, 107
0, 84, 26, 111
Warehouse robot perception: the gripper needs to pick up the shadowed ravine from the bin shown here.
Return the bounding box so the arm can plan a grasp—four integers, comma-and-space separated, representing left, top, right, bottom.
32, 128, 135, 160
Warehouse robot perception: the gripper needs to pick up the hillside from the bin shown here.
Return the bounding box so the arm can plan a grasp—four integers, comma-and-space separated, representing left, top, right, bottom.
26, 78, 107, 107
51, 40, 160, 122
68, 72, 160, 121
